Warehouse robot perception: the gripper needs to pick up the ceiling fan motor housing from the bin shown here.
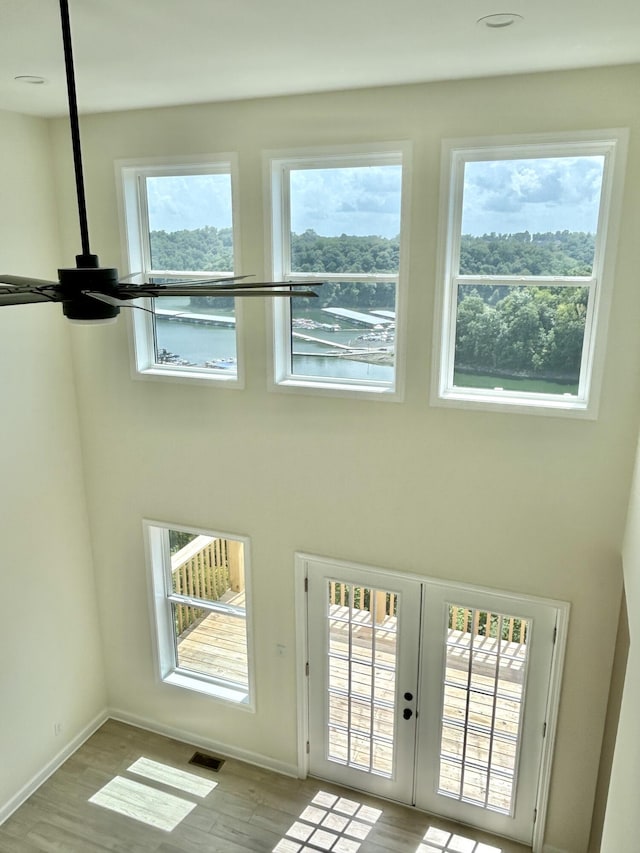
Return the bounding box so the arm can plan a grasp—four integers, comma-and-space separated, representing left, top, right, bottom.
59, 255, 120, 321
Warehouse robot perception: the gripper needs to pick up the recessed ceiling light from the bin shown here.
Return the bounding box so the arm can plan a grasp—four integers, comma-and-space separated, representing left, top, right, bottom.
477, 13, 524, 28
14, 75, 47, 85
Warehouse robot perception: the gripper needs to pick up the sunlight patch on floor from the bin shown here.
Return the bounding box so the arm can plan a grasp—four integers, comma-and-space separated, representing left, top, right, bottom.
127, 756, 218, 797
88, 775, 196, 831
273, 790, 382, 852
417, 825, 503, 853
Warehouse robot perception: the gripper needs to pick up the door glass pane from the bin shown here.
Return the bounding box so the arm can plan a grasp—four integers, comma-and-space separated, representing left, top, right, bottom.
326, 580, 398, 776
438, 605, 530, 816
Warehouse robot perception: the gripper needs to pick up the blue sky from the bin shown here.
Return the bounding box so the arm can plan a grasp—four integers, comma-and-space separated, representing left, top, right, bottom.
146, 174, 232, 233
289, 166, 403, 238
145, 156, 605, 238
461, 156, 605, 236
146, 166, 404, 238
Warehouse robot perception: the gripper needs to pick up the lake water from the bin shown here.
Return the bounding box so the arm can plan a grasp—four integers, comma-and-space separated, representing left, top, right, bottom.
156, 317, 394, 382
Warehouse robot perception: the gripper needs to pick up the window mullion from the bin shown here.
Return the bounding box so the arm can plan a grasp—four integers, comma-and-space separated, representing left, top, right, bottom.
576, 279, 600, 401
281, 167, 293, 277
280, 166, 295, 373
137, 175, 153, 273
167, 592, 246, 619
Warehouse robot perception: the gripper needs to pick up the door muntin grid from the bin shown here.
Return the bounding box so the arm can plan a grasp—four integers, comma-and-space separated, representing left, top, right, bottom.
437, 604, 530, 816
326, 580, 398, 777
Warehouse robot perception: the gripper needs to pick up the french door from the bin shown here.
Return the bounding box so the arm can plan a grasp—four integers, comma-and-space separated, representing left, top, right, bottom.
307, 561, 422, 802
303, 555, 564, 846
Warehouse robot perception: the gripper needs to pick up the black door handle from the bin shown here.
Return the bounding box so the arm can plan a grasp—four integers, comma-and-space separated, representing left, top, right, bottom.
403, 707, 413, 720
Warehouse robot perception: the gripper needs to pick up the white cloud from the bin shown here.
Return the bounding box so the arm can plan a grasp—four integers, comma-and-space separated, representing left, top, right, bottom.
290, 165, 402, 238
461, 156, 605, 236
146, 173, 232, 232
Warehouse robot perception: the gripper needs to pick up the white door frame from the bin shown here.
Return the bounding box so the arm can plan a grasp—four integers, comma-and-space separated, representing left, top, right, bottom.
294, 552, 569, 853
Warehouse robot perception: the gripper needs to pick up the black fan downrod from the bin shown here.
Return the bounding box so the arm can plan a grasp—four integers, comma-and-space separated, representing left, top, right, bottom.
58, 0, 119, 322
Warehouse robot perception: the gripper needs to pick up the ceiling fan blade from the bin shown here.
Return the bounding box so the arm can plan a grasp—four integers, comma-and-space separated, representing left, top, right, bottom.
116, 271, 143, 284
195, 279, 324, 289
83, 291, 157, 315
118, 273, 255, 286
0, 274, 59, 288
115, 284, 318, 299
0, 289, 61, 307
120, 275, 323, 289
177, 274, 253, 285
82, 291, 127, 307
174, 288, 320, 298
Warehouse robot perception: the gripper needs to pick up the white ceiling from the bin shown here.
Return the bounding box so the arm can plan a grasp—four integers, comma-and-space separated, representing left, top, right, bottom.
1, 0, 640, 117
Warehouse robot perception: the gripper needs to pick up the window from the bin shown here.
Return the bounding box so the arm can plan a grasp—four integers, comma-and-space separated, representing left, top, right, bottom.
433, 130, 628, 416
118, 157, 242, 384
268, 145, 410, 398
144, 521, 254, 706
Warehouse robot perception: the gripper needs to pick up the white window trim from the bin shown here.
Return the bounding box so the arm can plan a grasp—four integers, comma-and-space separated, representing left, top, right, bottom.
264, 142, 412, 402
116, 154, 245, 387
143, 519, 255, 710
431, 129, 629, 419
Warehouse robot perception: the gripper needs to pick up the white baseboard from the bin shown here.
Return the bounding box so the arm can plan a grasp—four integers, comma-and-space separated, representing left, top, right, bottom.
108, 708, 300, 779
0, 709, 109, 826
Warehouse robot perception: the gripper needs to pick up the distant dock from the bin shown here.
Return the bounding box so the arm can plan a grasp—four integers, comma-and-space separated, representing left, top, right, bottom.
154, 308, 236, 328
322, 307, 394, 327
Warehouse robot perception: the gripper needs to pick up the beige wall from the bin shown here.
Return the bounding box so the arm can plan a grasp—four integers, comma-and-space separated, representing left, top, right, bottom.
600, 436, 640, 849
587, 594, 629, 851
0, 111, 107, 815
48, 65, 640, 852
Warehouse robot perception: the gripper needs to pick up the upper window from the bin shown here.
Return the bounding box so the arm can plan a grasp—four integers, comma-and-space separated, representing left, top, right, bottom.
145, 521, 254, 707
433, 131, 628, 416
268, 145, 410, 398
118, 157, 242, 384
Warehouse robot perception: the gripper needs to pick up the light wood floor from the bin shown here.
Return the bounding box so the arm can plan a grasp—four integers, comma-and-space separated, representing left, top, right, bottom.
0, 720, 532, 853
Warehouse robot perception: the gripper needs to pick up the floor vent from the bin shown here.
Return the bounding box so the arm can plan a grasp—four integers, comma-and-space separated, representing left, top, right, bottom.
189, 751, 225, 772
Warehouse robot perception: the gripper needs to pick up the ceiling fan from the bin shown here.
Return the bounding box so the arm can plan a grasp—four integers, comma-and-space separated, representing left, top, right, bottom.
0, 0, 318, 323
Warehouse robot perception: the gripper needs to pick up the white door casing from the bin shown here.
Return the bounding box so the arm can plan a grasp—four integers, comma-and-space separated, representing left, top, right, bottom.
298, 553, 568, 849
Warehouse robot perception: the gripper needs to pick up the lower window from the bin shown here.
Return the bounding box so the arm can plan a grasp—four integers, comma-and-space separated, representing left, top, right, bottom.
145, 521, 254, 707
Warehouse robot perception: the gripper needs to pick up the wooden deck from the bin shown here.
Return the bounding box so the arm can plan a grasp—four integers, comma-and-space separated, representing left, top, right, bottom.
176, 591, 249, 687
